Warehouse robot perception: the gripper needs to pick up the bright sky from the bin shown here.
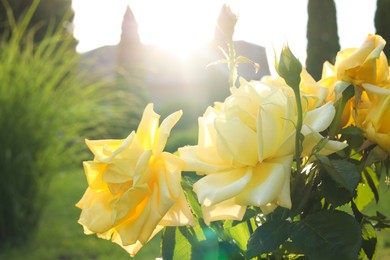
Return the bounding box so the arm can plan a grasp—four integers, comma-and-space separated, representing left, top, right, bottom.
72, 0, 376, 65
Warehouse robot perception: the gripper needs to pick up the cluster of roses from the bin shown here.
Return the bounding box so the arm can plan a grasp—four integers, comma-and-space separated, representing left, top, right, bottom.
76, 34, 390, 256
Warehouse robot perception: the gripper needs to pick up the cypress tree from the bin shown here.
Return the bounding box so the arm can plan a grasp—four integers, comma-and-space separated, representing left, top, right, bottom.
375, 0, 390, 60
306, 0, 340, 80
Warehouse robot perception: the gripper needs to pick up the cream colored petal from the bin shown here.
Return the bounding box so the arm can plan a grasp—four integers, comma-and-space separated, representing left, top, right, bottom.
260, 203, 278, 215
106, 134, 144, 179
111, 185, 149, 225
365, 123, 390, 152
160, 152, 184, 199
77, 188, 115, 233
193, 167, 252, 207
201, 198, 246, 225
274, 130, 295, 158
116, 187, 162, 246
136, 103, 160, 150
112, 225, 165, 257
272, 156, 293, 209
300, 68, 328, 107
160, 189, 195, 226
363, 34, 386, 62
82, 161, 107, 190
321, 61, 335, 79
85, 139, 124, 161
197, 108, 233, 165
154, 110, 183, 155
301, 128, 347, 157
258, 89, 293, 161
236, 156, 293, 207
179, 145, 228, 173
214, 117, 258, 166
76, 186, 94, 209
133, 150, 153, 186
363, 83, 390, 96
303, 102, 335, 132
154, 161, 177, 217
86, 132, 135, 163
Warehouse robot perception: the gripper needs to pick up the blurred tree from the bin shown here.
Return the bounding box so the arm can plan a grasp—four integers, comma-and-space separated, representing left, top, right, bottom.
375, 0, 390, 60
306, 0, 340, 80
117, 6, 142, 65
0, 0, 73, 42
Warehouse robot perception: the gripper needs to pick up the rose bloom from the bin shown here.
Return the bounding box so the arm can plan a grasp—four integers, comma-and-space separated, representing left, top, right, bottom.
357, 83, 390, 152
335, 34, 389, 87
319, 34, 390, 127
76, 104, 194, 256
179, 80, 346, 224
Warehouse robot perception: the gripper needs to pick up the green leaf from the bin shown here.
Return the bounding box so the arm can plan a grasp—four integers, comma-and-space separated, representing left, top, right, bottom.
182, 176, 203, 218
246, 219, 290, 258
340, 125, 364, 136
361, 223, 377, 259
161, 227, 192, 260
354, 169, 377, 212
161, 227, 176, 260
377, 166, 390, 218
363, 168, 379, 203
317, 171, 352, 207
224, 221, 252, 251
317, 156, 360, 193
290, 210, 362, 260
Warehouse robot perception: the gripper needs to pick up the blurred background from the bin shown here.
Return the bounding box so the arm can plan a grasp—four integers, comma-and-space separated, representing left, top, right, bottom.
0, 0, 389, 259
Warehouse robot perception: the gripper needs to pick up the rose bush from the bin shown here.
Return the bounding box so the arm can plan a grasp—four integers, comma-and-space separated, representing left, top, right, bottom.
76, 104, 194, 256
179, 78, 346, 224
77, 27, 390, 258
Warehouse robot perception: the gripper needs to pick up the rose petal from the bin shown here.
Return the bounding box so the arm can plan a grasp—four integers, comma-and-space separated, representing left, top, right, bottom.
201, 198, 246, 225
214, 117, 258, 166
77, 188, 115, 233
236, 156, 293, 207
136, 103, 160, 150
154, 110, 183, 155
193, 167, 252, 207
303, 102, 335, 132
179, 145, 228, 173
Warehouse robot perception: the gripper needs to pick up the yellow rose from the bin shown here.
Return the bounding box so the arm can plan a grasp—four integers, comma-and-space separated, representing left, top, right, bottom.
319, 34, 390, 128
335, 34, 389, 87
179, 80, 346, 224
357, 83, 390, 151
76, 104, 194, 256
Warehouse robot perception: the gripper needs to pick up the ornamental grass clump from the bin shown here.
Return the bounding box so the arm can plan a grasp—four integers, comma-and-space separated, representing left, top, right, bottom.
0, 1, 140, 247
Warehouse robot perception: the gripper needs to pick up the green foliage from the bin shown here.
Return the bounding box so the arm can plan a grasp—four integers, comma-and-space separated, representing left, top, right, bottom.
0, 2, 140, 247
246, 219, 290, 258
375, 0, 390, 60
290, 210, 362, 260
306, 0, 340, 80
0, 0, 74, 43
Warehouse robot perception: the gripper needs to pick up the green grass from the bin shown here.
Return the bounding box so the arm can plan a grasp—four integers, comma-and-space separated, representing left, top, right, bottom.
0, 168, 161, 260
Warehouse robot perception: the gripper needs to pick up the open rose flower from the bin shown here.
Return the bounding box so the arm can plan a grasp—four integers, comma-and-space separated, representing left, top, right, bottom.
356, 83, 390, 152
179, 80, 346, 224
319, 34, 390, 127
76, 104, 194, 256
334, 34, 389, 87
